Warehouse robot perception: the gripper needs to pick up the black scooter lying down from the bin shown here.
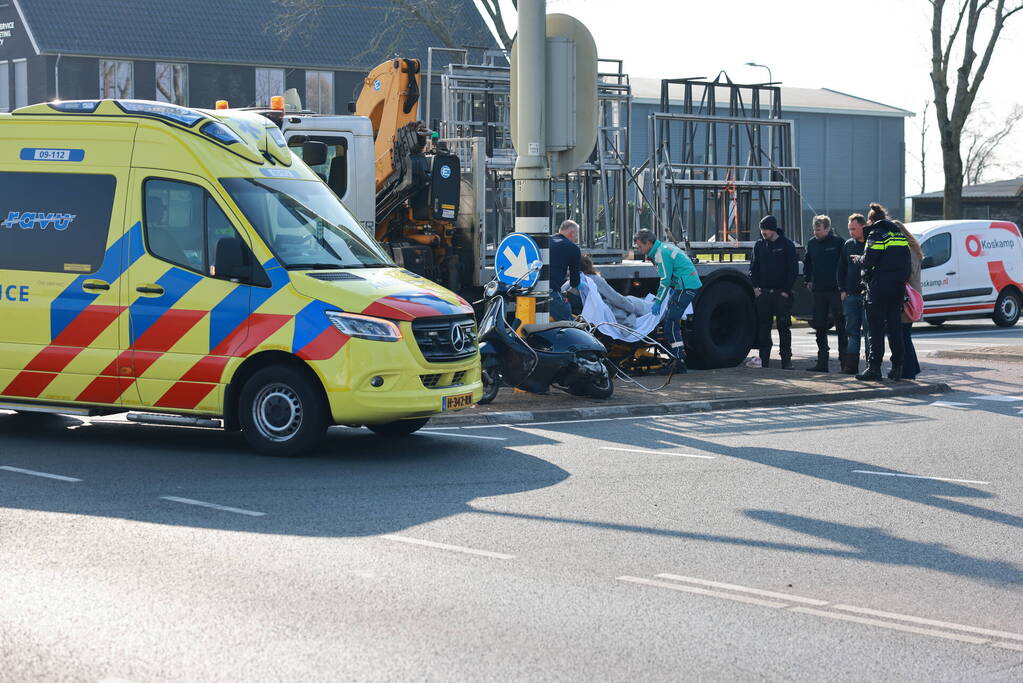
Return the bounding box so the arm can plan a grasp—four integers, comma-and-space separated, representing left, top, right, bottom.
478, 267, 613, 405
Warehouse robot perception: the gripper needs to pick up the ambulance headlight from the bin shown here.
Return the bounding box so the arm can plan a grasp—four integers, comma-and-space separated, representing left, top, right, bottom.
325, 311, 402, 342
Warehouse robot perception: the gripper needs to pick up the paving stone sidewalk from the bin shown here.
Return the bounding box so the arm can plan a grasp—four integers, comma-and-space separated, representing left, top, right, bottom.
434, 363, 948, 426
931, 345, 1023, 363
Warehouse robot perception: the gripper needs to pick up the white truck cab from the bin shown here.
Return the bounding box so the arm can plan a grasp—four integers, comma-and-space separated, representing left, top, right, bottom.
907, 219, 1023, 327
278, 115, 377, 237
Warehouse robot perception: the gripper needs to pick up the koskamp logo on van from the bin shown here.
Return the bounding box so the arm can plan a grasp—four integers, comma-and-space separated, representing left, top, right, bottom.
966, 233, 1017, 257
2, 211, 76, 231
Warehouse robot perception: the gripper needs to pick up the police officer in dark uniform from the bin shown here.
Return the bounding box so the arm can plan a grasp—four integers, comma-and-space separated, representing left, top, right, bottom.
803, 214, 847, 372
750, 215, 799, 368
854, 203, 911, 381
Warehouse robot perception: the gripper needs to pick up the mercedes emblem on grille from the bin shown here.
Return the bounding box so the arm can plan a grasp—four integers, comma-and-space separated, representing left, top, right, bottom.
450, 323, 471, 353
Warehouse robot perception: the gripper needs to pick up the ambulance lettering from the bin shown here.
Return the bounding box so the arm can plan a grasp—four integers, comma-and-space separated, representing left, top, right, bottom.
0, 284, 29, 302
2, 211, 77, 231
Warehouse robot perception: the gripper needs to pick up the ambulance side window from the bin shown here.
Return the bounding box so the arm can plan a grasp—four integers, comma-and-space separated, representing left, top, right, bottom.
144, 178, 257, 281
144, 179, 206, 272
921, 232, 951, 269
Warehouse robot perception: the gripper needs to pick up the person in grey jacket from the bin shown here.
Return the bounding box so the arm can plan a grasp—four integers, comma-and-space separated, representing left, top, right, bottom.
580, 254, 643, 327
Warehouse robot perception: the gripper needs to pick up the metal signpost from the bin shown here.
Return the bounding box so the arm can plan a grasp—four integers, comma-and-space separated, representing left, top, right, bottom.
510, 0, 598, 325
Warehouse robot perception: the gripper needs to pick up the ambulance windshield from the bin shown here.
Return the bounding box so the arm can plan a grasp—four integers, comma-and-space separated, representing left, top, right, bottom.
221, 177, 392, 269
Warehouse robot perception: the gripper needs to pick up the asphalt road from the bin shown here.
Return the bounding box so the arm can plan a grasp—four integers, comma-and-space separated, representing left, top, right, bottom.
2, 375, 1023, 680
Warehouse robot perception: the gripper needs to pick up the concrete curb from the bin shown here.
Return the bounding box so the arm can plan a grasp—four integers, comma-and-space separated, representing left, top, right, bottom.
931, 350, 1023, 363
431, 381, 951, 426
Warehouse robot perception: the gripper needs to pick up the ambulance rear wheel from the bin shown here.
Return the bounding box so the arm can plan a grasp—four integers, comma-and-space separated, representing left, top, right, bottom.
993, 289, 1021, 327
238, 365, 327, 457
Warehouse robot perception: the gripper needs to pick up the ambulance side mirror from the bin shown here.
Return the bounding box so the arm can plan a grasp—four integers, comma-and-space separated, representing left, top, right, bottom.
214, 237, 252, 283
302, 141, 328, 167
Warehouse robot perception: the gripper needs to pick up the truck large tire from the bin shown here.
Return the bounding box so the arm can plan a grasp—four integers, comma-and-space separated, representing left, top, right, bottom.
686, 280, 756, 369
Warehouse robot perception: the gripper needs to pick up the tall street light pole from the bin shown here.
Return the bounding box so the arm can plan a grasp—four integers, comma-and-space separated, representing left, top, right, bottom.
745, 61, 773, 85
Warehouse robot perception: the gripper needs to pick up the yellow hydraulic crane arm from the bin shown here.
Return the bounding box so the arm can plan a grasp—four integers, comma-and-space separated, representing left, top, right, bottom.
354, 58, 422, 193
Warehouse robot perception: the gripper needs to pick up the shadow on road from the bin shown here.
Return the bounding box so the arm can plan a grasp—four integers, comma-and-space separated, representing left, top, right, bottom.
0, 412, 569, 538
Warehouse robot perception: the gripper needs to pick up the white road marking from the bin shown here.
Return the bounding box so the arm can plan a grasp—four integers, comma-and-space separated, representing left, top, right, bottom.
930, 401, 975, 408
832, 604, 1023, 642
655, 573, 828, 606
789, 607, 989, 645
600, 447, 715, 459
852, 470, 989, 485
380, 534, 515, 559
159, 496, 266, 517
617, 576, 788, 609
0, 465, 81, 482
973, 395, 1023, 402
993, 641, 1023, 652
420, 430, 506, 441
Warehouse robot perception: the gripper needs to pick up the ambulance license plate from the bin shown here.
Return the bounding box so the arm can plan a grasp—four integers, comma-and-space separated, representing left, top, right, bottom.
442, 392, 474, 411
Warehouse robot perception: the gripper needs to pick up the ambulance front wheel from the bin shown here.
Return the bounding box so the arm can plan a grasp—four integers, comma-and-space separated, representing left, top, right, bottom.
993, 289, 1021, 327
238, 365, 328, 457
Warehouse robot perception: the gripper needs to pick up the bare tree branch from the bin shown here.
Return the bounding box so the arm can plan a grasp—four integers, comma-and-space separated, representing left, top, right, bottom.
963, 103, 1023, 184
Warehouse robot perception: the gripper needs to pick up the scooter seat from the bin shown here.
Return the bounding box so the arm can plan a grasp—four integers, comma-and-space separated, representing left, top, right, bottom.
521, 320, 585, 336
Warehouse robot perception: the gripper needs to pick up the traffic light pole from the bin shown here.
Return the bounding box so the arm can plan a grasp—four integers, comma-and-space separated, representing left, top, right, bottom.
513, 0, 551, 325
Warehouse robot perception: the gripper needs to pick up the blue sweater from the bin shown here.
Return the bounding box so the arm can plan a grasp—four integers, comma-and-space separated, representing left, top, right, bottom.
550, 234, 581, 291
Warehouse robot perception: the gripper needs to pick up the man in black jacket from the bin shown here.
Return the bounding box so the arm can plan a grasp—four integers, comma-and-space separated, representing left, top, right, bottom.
549, 220, 581, 321
803, 215, 847, 372
750, 215, 799, 368
836, 213, 869, 374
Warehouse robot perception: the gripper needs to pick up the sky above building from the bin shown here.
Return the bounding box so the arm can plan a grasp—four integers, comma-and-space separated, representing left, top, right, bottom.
478, 0, 1023, 195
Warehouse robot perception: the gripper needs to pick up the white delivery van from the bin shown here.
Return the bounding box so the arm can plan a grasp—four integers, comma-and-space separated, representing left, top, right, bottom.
906, 220, 1023, 327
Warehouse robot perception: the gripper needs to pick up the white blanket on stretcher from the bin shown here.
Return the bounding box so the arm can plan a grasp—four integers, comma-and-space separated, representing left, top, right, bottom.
570, 274, 693, 343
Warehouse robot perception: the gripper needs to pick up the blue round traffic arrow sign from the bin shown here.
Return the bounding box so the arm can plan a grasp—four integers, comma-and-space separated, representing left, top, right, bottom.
495, 233, 541, 289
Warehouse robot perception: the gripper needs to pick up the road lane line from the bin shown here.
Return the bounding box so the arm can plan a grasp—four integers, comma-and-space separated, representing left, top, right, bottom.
930, 401, 976, 408
420, 430, 507, 441
788, 607, 989, 645
380, 534, 515, 559
831, 604, 1023, 642
973, 395, 1023, 402
993, 641, 1023, 652
159, 496, 265, 517
617, 576, 789, 608
0, 465, 81, 482
655, 574, 829, 606
600, 447, 715, 459
852, 470, 989, 485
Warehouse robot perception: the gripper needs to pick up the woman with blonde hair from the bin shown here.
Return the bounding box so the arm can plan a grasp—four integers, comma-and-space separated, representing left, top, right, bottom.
895, 220, 923, 380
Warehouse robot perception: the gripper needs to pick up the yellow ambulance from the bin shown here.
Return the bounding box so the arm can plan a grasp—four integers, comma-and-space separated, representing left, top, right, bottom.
0, 99, 481, 455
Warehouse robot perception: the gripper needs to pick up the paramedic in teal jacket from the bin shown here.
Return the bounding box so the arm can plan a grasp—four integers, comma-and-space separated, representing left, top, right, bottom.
633, 229, 702, 372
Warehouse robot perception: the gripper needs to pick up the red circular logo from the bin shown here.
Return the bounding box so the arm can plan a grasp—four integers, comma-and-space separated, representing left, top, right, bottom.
966, 234, 982, 257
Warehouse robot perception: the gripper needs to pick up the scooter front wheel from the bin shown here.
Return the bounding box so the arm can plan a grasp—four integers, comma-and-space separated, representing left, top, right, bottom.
585, 372, 614, 399
478, 366, 500, 404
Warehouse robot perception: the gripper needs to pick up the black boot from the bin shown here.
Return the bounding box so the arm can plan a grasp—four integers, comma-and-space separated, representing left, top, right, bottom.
887, 363, 903, 381
807, 352, 829, 372
856, 361, 883, 381
781, 356, 793, 370
673, 356, 688, 374
840, 353, 859, 375
759, 353, 770, 369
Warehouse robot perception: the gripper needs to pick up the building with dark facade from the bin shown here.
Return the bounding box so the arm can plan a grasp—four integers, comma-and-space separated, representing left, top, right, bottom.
912, 177, 1023, 225
0, 0, 495, 114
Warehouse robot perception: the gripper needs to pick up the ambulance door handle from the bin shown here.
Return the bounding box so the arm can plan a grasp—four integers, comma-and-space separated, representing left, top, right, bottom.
135, 285, 165, 295
82, 280, 110, 291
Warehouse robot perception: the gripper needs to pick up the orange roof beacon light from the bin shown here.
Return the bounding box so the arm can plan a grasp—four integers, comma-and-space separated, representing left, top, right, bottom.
270, 96, 285, 112
215, 100, 229, 110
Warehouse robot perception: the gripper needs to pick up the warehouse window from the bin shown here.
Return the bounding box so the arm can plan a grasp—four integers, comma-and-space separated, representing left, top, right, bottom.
0, 61, 9, 112
255, 68, 284, 107
305, 70, 333, 114
100, 60, 133, 99
155, 63, 188, 105
13, 59, 27, 108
